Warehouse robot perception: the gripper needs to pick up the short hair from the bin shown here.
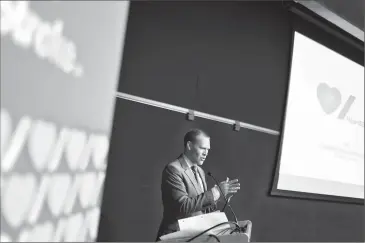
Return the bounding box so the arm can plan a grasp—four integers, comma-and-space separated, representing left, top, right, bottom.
184, 129, 210, 147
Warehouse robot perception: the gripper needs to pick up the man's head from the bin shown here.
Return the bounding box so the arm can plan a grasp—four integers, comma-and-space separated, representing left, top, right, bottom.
184, 129, 210, 166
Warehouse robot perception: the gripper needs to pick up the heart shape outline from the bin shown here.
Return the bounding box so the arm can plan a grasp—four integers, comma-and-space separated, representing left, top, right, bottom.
1, 173, 37, 228
28, 120, 57, 172
317, 83, 342, 114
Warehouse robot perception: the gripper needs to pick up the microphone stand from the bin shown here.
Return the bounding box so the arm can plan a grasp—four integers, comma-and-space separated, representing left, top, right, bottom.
207, 172, 239, 227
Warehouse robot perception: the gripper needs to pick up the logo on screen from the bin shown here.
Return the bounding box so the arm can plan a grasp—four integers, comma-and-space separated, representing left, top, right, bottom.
317, 83, 342, 114
317, 83, 363, 128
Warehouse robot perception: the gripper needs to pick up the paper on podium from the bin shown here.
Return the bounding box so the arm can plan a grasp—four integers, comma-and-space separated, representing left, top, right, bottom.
160, 212, 230, 241
178, 211, 229, 233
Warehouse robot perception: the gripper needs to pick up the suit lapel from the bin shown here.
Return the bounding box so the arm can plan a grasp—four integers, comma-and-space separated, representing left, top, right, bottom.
178, 155, 202, 194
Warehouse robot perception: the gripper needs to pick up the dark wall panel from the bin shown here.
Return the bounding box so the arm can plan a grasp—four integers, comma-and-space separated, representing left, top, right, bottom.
98, 100, 363, 241
118, 1, 292, 131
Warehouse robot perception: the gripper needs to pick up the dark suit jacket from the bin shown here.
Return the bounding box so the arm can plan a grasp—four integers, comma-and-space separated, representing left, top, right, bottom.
156, 154, 218, 240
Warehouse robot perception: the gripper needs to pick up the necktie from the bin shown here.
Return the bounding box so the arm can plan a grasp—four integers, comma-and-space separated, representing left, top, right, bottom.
192, 166, 204, 192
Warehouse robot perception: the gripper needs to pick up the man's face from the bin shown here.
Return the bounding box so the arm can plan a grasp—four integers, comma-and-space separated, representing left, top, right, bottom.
188, 135, 210, 166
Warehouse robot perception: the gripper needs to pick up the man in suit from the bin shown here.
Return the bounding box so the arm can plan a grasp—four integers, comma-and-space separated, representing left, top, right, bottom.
156, 129, 240, 240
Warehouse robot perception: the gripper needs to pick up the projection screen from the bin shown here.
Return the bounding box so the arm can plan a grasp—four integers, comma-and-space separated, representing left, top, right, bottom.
272, 31, 364, 202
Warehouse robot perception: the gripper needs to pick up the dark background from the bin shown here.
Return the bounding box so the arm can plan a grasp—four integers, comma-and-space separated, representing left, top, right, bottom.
97, 1, 364, 242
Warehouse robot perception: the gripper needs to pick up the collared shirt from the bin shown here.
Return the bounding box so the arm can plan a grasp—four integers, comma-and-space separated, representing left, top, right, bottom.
183, 154, 205, 192
183, 154, 220, 201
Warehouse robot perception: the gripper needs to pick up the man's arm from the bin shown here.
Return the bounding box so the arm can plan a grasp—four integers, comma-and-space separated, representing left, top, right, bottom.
204, 186, 221, 213
204, 202, 218, 214
163, 165, 216, 217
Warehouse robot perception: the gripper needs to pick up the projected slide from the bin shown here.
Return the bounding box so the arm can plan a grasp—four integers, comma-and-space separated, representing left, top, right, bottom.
275, 32, 364, 199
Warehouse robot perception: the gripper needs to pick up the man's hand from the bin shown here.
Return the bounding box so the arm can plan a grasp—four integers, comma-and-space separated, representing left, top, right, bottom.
218, 177, 240, 200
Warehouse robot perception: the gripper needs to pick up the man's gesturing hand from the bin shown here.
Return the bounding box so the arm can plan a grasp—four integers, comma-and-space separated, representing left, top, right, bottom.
218, 177, 240, 199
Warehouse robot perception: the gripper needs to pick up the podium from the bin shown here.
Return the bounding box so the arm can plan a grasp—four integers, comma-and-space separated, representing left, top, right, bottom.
159, 213, 252, 242
177, 232, 248, 242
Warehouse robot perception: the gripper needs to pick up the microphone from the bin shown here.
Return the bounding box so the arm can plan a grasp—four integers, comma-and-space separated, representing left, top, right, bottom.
207, 172, 239, 225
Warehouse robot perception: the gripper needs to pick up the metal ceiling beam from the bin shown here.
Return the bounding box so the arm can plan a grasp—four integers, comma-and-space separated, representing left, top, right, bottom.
295, 0, 364, 42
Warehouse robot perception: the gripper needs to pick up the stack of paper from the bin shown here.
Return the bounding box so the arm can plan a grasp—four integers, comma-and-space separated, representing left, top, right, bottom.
160, 212, 231, 241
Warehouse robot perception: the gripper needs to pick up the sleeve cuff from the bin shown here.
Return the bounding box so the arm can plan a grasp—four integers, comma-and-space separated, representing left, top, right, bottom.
211, 186, 220, 201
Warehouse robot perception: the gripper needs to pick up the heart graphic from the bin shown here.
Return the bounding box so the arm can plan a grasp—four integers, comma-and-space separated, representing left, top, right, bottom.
62, 175, 83, 215
87, 207, 101, 240
28, 221, 54, 241
66, 129, 87, 171
0, 233, 11, 242
47, 173, 71, 217
1, 177, 6, 200
317, 83, 342, 114
2, 173, 37, 228
64, 213, 84, 242
93, 172, 105, 207
28, 120, 57, 172
77, 137, 93, 171
47, 128, 72, 173
91, 134, 109, 170
1, 109, 12, 156
78, 172, 97, 209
